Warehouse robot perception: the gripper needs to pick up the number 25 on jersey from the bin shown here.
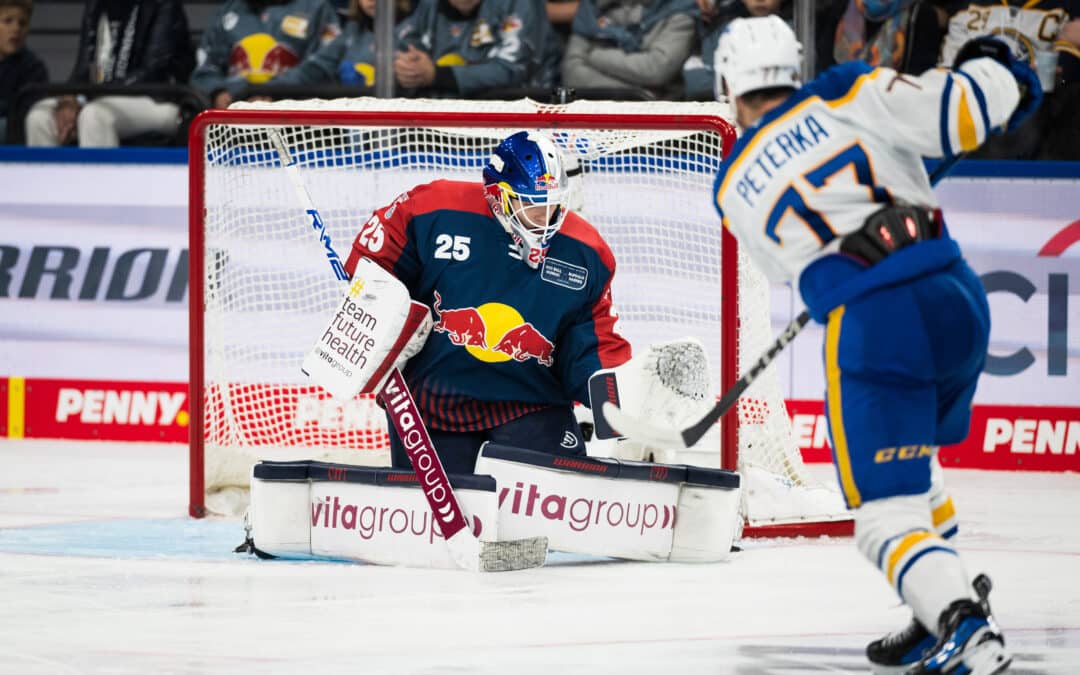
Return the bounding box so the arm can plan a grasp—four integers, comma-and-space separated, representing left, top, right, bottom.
358, 214, 385, 252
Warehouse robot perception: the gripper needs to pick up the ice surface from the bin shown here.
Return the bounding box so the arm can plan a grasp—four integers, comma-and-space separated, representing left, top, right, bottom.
1, 438, 1078, 674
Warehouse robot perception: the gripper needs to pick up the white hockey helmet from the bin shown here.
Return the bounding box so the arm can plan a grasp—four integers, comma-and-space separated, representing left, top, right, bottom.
714, 16, 803, 99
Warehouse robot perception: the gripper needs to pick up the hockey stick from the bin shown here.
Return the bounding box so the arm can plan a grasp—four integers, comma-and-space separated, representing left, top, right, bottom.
601, 153, 965, 451
269, 130, 547, 572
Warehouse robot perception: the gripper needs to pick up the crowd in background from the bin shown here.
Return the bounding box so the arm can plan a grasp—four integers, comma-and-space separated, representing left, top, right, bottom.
0, 0, 1078, 158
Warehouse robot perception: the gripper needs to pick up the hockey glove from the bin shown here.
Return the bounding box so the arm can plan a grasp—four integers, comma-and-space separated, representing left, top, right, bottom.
953, 36, 1043, 133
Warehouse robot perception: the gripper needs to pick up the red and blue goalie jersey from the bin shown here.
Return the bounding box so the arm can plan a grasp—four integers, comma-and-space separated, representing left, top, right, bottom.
344, 179, 632, 432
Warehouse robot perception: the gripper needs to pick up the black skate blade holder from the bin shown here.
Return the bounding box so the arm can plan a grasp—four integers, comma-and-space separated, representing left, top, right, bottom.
973, 573, 992, 613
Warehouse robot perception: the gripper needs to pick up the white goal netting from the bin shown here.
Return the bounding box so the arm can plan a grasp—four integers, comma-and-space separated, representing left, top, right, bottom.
190, 97, 848, 531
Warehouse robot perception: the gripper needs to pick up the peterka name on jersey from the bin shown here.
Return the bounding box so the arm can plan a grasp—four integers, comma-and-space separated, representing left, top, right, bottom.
732, 114, 831, 209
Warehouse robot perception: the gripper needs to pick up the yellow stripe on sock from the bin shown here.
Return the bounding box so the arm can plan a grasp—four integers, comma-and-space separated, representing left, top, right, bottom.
932, 497, 956, 529
7, 377, 25, 439
887, 530, 936, 585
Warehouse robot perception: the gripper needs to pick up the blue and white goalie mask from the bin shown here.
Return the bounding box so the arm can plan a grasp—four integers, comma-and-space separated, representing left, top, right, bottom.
483, 131, 570, 269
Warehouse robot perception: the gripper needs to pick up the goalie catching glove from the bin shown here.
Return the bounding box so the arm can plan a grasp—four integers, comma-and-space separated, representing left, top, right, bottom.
587, 338, 714, 462
302, 257, 432, 400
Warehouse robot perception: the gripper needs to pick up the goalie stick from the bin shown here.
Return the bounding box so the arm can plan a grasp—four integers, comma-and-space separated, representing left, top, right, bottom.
601, 153, 965, 451
269, 130, 547, 572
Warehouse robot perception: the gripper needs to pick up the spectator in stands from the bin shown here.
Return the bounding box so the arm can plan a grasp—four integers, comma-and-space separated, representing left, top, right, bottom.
561, 0, 698, 100
541, 0, 572, 87
190, 0, 341, 108
682, 0, 790, 100
1043, 29, 1080, 160
934, 0, 1080, 160
0, 0, 46, 143
23, 0, 193, 147
821, 0, 941, 75
268, 0, 412, 90
393, 0, 555, 97
543, 0, 577, 92
546, 0, 577, 45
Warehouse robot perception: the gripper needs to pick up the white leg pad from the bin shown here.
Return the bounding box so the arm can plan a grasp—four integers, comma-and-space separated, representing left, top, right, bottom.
249, 474, 311, 556
670, 483, 742, 562
248, 461, 501, 569
476, 443, 740, 562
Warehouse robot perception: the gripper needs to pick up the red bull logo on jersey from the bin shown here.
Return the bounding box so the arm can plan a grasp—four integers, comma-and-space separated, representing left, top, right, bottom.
229, 33, 300, 83
492, 324, 555, 366
432, 290, 554, 366
432, 291, 486, 348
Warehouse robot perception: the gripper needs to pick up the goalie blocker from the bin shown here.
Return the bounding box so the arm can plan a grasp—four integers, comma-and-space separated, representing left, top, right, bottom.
301, 257, 432, 401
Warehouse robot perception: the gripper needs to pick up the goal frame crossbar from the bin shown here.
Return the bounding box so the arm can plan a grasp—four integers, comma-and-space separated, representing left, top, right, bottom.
186, 107, 853, 539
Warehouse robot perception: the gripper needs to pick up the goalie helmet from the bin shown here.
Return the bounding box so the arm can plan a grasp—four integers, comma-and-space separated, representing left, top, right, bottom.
483, 131, 570, 269
714, 15, 802, 99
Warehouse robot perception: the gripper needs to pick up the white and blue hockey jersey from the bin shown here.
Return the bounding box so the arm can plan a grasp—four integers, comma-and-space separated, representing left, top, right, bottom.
713, 59, 1021, 289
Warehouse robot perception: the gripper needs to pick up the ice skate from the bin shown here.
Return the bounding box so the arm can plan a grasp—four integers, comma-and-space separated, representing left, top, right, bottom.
904, 575, 1010, 674
867, 574, 995, 673
867, 616, 935, 674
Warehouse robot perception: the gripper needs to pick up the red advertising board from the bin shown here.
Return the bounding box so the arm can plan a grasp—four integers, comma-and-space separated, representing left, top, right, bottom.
786, 399, 1080, 472
3, 378, 190, 443
5, 377, 1077, 474
0, 378, 386, 448
1, 377, 10, 437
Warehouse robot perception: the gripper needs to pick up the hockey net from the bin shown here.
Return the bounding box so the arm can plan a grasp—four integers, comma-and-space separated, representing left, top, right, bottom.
188, 97, 852, 537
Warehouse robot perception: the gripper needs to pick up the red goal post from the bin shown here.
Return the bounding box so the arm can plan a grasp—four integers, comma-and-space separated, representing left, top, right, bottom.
187, 98, 853, 538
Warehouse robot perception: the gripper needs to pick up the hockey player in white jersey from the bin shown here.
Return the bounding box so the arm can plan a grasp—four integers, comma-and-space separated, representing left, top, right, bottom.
712, 17, 1042, 675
